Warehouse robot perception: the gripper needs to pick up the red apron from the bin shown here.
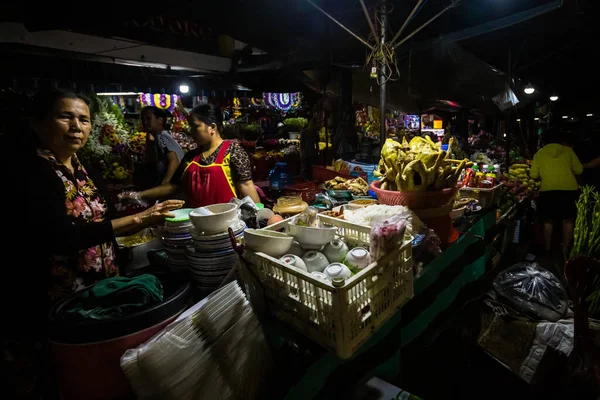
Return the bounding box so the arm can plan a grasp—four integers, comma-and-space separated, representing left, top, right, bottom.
181, 141, 237, 208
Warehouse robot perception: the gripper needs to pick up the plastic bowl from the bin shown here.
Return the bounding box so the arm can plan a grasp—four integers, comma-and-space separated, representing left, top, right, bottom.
189, 203, 238, 234
288, 223, 338, 250
370, 180, 458, 209
244, 229, 293, 258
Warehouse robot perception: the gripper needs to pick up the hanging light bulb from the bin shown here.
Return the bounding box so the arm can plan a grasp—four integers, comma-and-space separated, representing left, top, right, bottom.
524, 83, 535, 95
549, 95, 558, 101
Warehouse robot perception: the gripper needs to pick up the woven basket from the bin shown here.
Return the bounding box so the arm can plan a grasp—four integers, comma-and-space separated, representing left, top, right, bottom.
370, 180, 458, 209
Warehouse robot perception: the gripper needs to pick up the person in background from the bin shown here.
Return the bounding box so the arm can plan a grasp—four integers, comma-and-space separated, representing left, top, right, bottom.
530, 128, 583, 260
125, 104, 259, 207
138, 106, 184, 189
0, 89, 183, 398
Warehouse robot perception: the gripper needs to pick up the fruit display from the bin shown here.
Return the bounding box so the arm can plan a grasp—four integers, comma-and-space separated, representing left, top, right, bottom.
496, 162, 538, 216
323, 176, 369, 196
374, 136, 471, 192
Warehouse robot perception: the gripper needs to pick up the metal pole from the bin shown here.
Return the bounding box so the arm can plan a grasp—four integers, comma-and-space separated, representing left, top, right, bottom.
358, 0, 378, 40
379, 0, 387, 145
390, 0, 425, 45
506, 47, 511, 169
394, 2, 457, 49
305, 0, 374, 50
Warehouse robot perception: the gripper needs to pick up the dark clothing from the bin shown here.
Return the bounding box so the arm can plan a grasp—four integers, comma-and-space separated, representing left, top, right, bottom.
139, 131, 184, 188
574, 139, 600, 189
537, 190, 580, 220
1, 142, 117, 328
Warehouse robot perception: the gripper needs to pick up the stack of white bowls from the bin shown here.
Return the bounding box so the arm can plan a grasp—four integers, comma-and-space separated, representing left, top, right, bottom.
161, 208, 194, 272
186, 203, 244, 294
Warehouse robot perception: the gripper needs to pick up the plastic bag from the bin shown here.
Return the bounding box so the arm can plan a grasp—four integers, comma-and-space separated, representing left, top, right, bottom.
370, 215, 407, 262
230, 197, 258, 229
294, 206, 320, 227
493, 262, 569, 321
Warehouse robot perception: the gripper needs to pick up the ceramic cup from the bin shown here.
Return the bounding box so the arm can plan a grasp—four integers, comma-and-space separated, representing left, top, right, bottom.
344, 247, 371, 274
302, 251, 329, 273
280, 254, 307, 272
323, 239, 349, 263
324, 263, 352, 280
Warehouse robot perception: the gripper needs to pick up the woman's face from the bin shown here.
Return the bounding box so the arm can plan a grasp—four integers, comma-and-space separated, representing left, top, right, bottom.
35, 98, 92, 158
188, 115, 215, 146
142, 110, 164, 134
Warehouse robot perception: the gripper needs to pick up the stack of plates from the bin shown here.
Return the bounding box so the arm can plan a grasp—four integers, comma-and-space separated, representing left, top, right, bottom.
186, 219, 245, 292
162, 208, 194, 272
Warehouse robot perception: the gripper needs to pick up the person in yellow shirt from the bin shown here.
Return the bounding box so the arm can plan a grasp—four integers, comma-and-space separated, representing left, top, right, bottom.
531, 128, 583, 258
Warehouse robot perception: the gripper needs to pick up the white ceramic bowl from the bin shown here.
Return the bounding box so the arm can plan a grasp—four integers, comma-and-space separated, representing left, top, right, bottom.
189, 203, 238, 234
245, 229, 293, 258
450, 206, 466, 221
288, 223, 338, 250
302, 251, 329, 273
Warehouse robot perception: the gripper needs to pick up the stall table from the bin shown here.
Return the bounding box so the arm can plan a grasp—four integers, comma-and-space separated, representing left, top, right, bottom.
261, 211, 501, 400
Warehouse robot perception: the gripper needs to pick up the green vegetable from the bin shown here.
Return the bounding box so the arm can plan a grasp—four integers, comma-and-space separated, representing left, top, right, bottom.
571, 186, 600, 259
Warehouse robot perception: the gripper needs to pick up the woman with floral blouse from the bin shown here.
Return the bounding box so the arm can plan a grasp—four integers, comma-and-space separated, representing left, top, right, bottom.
17, 89, 184, 304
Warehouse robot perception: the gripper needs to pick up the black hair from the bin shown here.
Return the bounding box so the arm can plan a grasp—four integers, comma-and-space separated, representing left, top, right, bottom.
141, 106, 171, 129
189, 104, 223, 131
542, 127, 564, 145
30, 88, 92, 120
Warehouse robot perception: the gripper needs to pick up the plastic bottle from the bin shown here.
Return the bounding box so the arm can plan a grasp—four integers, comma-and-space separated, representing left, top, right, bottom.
468, 165, 479, 187
486, 165, 497, 186
269, 162, 290, 193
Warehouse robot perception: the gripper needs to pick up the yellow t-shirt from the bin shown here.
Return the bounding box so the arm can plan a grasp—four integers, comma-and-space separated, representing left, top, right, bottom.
530, 144, 583, 191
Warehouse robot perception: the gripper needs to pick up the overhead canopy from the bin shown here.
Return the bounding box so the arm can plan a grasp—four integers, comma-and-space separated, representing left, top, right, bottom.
2, 0, 599, 114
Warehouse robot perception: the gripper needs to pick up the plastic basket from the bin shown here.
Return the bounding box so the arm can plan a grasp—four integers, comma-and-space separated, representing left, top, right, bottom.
459, 183, 504, 210
241, 215, 413, 359
370, 180, 458, 209
312, 165, 358, 183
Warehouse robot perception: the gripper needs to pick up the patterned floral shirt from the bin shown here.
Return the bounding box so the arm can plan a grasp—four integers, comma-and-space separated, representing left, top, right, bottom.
37, 149, 118, 302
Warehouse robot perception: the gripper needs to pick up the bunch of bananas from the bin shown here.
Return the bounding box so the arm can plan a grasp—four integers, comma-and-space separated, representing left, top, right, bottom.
374, 136, 472, 192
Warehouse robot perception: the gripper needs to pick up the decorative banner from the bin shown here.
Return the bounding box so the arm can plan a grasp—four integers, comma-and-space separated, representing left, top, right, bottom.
250, 97, 264, 107
263, 92, 302, 111
140, 93, 179, 113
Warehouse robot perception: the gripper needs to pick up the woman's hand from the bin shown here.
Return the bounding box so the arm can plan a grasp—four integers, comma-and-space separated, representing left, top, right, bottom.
132, 199, 185, 225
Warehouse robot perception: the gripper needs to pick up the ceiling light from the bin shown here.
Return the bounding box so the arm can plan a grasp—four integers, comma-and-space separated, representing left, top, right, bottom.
524, 83, 535, 95
549, 95, 558, 101
562, 116, 568, 119
516, 119, 521, 122
587, 113, 594, 117
534, 118, 539, 121
179, 85, 190, 94
97, 92, 143, 96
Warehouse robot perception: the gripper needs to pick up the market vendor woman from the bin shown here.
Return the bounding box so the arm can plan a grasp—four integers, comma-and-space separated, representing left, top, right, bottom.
129, 104, 260, 207
10, 89, 184, 303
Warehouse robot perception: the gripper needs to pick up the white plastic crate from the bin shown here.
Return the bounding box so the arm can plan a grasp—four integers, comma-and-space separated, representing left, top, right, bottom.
459, 183, 504, 210
241, 215, 413, 359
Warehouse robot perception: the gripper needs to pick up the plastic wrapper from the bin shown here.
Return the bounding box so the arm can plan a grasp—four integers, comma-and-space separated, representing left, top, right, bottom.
117, 190, 149, 207
370, 215, 407, 262
493, 262, 569, 321
120, 282, 272, 400
231, 196, 259, 229
294, 206, 320, 227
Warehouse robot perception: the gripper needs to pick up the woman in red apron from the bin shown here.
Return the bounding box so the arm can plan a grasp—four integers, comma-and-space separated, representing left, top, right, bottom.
133, 104, 260, 207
